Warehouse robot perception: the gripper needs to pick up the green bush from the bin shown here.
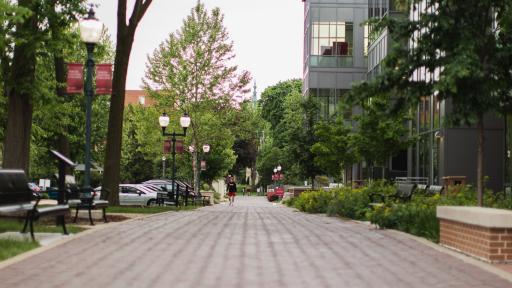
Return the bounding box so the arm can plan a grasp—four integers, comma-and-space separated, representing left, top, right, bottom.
293, 190, 334, 213
288, 182, 512, 244
326, 187, 371, 220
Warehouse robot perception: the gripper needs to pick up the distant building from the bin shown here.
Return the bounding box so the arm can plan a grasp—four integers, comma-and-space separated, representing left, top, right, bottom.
124, 90, 155, 107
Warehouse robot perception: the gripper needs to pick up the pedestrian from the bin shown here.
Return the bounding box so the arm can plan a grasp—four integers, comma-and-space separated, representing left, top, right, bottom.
227, 176, 237, 206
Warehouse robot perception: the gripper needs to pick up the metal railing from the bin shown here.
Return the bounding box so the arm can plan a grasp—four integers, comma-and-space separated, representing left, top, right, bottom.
394, 177, 429, 185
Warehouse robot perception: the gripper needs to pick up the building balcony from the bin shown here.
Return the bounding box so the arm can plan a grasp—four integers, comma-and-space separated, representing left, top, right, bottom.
309, 55, 353, 68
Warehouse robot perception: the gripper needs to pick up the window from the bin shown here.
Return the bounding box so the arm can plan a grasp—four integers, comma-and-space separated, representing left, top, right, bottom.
311, 21, 353, 56
138, 96, 145, 105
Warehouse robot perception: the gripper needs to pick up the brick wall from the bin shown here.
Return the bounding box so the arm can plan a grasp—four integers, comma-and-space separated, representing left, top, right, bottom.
440, 219, 512, 263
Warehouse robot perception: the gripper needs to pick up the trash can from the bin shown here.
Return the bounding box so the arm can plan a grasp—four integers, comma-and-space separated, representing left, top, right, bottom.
442, 176, 467, 193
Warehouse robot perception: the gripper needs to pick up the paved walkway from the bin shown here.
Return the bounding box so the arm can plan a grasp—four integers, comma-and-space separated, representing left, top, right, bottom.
0, 197, 511, 287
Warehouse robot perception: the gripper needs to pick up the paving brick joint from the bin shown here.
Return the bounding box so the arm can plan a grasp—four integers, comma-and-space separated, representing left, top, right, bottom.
0, 196, 511, 288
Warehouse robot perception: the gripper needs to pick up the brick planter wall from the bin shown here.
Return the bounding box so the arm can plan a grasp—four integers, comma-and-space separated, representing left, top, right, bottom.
437, 206, 512, 263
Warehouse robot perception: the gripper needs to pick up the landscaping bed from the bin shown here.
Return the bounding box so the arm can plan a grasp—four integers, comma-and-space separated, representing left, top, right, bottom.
283, 181, 512, 243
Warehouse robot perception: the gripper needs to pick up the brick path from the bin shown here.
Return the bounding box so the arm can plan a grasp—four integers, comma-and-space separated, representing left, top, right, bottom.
0, 196, 511, 288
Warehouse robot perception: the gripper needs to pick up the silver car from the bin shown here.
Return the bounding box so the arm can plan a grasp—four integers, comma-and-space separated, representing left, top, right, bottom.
94, 184, 158, 206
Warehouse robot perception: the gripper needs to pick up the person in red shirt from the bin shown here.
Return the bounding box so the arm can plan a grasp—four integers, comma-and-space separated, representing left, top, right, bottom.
227, 175, 237, 206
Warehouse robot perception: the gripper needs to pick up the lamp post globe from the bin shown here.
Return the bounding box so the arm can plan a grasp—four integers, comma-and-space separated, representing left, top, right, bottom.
277, 165, 282, 172
79, 6, 102, 191
180, 113, 191, 128
79, 6, 102, 44
159, 112, 170, 132
202, 144, 210, 153
273, 168, 277, 173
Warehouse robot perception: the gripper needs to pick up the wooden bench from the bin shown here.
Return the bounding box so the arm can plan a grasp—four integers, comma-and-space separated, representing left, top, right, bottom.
68, 187, 109, 225
0, 169, 69, 241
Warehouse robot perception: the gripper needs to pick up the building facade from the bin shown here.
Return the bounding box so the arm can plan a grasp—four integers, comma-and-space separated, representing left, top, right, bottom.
369, 0, 505, 191
302, 0, 368, 120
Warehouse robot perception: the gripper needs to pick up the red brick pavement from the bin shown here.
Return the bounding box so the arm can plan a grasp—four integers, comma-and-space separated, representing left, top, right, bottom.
0, 197, 511, 288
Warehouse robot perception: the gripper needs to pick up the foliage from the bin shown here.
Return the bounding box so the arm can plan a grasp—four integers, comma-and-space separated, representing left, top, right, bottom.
260, 79, 302, 133
351, 0, 512, 203
144, 2, 250, 193
292, 190, 334, 213
326, 187, 371, 220
231, 102, 263, 183
351, 96, 413, 168
286, 181, 512, 243
120, 104, 161, 183
312, 116, 357, 180
256, 136, 281, 188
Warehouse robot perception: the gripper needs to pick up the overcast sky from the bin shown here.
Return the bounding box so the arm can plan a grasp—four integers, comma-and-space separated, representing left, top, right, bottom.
95, 0, 304, 97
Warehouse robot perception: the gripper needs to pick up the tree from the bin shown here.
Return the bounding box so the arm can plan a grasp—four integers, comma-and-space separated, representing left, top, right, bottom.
312, 117, 357, 181
1, 1, 89, 173
103, 0, 153, 205
120, 104, 161, 183
144, 2, 250, 194
351, 0, 512, 205
2, 0, 43, 172
260, 79, 302, 137
277, 91, 321, 187
230, 101, 264, 189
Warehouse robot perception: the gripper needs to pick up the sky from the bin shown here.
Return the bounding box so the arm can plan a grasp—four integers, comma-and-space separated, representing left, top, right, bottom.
95, 0, 304, 97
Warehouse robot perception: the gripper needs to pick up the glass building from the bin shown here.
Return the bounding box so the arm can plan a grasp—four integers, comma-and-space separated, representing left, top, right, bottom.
368, 0, 506, 191
302, 0, 368, 120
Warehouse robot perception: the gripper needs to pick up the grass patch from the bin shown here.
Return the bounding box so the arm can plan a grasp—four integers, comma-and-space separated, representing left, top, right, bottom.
0, 218, 84, 234
106, 205, 199, 214
0, 239, 40, 261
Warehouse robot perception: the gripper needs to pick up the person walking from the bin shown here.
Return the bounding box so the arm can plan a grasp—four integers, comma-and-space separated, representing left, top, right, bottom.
227, 176, 237, 206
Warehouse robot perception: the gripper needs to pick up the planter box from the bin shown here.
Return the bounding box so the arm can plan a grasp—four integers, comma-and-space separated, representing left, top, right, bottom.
437, 206, 512, 263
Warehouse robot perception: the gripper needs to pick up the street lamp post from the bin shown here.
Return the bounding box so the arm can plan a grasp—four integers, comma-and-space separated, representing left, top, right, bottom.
159, 112, 191, 207
198, 143, 210, 193
79, 6, 102, 192
162, 156, 166, 179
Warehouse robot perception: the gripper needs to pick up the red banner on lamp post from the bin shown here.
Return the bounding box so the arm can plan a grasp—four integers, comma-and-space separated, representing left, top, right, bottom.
163, 139, 184, 154
66, 63, 83, 94
95, 64, 112, 95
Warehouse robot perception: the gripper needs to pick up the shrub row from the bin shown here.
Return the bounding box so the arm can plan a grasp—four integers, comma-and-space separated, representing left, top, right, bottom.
283, 182, 512, 242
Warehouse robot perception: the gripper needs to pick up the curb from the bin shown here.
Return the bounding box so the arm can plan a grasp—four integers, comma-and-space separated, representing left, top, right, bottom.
382, 227, 512, 284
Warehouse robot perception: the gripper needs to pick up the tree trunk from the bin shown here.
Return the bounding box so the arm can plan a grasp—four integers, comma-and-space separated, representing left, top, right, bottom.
476, 114, 485, 207
103, 36, 133, 205
102, 0, 152, 205
2, 0, 38, 173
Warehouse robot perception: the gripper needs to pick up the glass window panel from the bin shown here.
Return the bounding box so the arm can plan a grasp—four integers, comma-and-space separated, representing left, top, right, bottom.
312, 23, 319, 38
337, 24, 345, 38
319, 24, 329, 37
330, 24, 337, 38
311, 38, 319, 55
319, 39, 330, 55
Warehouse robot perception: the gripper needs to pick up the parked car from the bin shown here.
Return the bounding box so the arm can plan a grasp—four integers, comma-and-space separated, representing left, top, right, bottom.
94, 184, 158, 206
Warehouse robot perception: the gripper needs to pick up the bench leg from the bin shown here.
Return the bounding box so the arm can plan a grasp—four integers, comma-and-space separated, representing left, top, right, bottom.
88, 208, 95, 225
73, 207, 79, 223
29, 218, 35, 241
61, 215, 69, 235
102, 208, 108, 223
22, 212, 30, 233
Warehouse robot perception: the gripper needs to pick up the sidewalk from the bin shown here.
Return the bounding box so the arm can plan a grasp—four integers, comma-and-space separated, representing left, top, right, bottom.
0, 197, 511, 287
